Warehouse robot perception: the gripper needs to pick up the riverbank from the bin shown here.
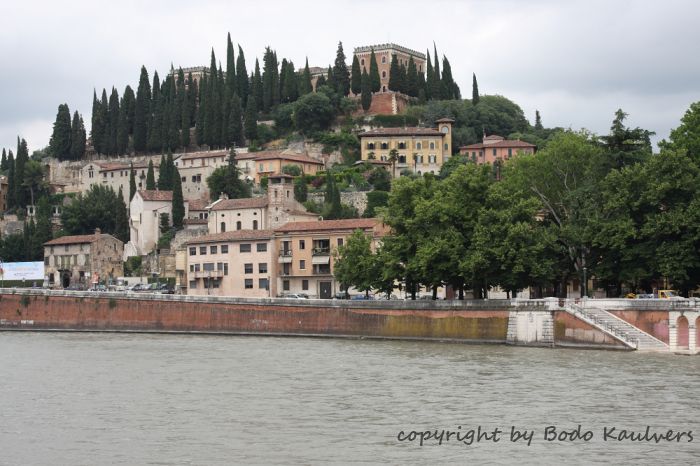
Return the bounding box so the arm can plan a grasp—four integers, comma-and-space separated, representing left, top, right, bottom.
1, 289, 697, 353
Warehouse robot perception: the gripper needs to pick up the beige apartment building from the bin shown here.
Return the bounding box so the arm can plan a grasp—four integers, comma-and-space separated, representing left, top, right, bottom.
274, 218, 385, 299
44, 230, 124, 288
174, 149, 230, 201
185, 230, 274, 297
354, 43, 426, 93
459, 135, 536, 165
359, 118, 454, 177
235, 151, 324, 185
81, 161, 159, 203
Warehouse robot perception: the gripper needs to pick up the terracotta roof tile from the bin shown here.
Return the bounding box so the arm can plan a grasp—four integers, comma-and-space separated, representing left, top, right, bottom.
360, 127, 442, 137
186, 229, 273, 244
460, 140, 536, 150
187, 199, 209, 211
209, 197, 268, 211
45, 233, 120, 246
275, 218, 380, 233
139, 190, 173, 201
177, 150, 229, 161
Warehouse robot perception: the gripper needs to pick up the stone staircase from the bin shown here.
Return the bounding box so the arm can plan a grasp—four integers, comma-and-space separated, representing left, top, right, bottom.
564, 303, 669, 352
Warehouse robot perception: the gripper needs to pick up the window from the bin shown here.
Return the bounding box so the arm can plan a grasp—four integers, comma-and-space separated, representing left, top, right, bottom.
398, 141, 406, 149
253, 220, 258, 230
194, 264, 201, 272
337, 238, 344, 247
236, 221, 242, 230
259, 278, 269, 289
300, 260, 306, 270
367, 142, 375, 150
210, 245, 218, 254
257, 243, 267, 252
398, 155, 406, 164
217, 262, 229, 275
444, 143, 448, 151
44, 257, 49, 265
380, 142, 388, 150
220, 222, 226, 232
302, 280, 309, 291
244, 263, 253, 274
493, 148, 497, 156
381, 56, 386, 64
189, 265, 194, 272
245, 279, 254, 289
283, 280, 290, 291
203, 263, 215, 272
189, 280, 197, 289
428, 155, 436, 164
508, 148, 513, 157
299, 240, 305, 250
240, 244, 251, 252
200, 246, 207, 255
221, 245, 229, 254
189, 247, 196, 256
259, 163, 264, 172
416, 142, 422, 149
361, 58, 365, 66
429, 142, 435, 150
259, 263, 268, 273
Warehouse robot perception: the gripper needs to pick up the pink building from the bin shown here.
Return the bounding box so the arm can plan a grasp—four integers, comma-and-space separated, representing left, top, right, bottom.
459, 135, 536, 165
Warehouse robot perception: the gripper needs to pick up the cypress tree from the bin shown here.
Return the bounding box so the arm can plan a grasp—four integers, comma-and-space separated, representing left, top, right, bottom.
157, 154, 168, 189
316, 74, 326, 88
188, 73, 197, 127
361, 69, 372, 111
425, 50, 433, 100
179, 69, 191, 149
122, 84, 136, 134
1, 148, 6, 171
115, 187, 129, 243
441, 57, 457, 99
133, 66, 151, 152
406, 56, 419, 97
171, 168, 185, 229
472, 73, 480, 105
351, 55, 362, 95
388, 54, 400, 92
279, 59, 288, 102
14, 137, 29, 208
236, 45, 249, 107
326, 66, 334, 91
35, 196, 53, 251
116, 97, 129, 155
262, 47, 276, 112
213, 64, 225, 147
300, 58, 313, 95
129, 163, 137, 201
6, 151, 15, 209
146, 159, 156, 190
332, 41, 350, 96
252, 60, 263, 109
535, 110, 543, 130
432, 44, 441, 99
226, 33, 236, 97
282, 60, 298, 103
196, 75, 207, 146
49, 103, 72, 160
90, 91, 105, 154
108, 87, 120, 154
98, 89, 109, 154
148, 71, 162, 152
369, 48, 380, 93
244, 97, 258, 142
272, 51, 281, 106
398, 62, 407, 94
228, 94, 244, 147
70, 111, 86, 160
166, 74, 180, 150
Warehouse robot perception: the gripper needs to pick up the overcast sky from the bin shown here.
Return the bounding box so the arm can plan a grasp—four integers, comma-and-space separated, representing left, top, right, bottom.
1, 0, 698, 153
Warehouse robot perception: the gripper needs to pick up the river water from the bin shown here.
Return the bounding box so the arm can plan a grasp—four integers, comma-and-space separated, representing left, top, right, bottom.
0, 333, 697, 465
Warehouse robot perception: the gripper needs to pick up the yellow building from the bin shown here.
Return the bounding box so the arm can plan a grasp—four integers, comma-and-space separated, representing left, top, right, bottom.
359, 118, 453, 177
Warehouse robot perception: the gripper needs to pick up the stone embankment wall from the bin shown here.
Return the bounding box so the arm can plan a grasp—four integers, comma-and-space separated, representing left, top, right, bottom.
0, 291, 674, 350
308, 191, 369, 215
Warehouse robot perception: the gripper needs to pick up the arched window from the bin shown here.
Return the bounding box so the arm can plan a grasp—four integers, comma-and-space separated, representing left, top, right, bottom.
253, 220, 258, 230
382, 71, 386, 78
361, 58, 365, 66
381, 56, 386, 64
236, 221, 242, 230
220, 222, 226, 232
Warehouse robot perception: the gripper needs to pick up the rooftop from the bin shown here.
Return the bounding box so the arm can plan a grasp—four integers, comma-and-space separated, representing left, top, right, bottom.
360, 127, 443, 137
186, 229, 273, 244
275, 218, 380, 233
187, 199, 210, 211
45, 232, 120, 246
460, 139, 536, 150
177, 149, 229, 161
353, 43, 426, 60
96, 161, 155, 172
139, 190, 173, 202
209, 197, 269, 211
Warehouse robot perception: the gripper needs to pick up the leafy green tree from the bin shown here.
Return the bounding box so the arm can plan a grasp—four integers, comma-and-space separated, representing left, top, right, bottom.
281, 164, 302, 176
50, 104, 72, 160
145, 159, 156, 190
369, 48, 380, 93
294, 92, 334, 134
22, 160, 46, 206
172, 168, 185, 229
294, 177, 308, 203
660, 101, 700, 159
206, 149, 252, 199
159, 212, 170, 234
333, 229, 376, 296
34, 195, 53, 253
367, 167, 391, 191
351, 55, 362, 95
598, 109, 653, 170
61, 185, 122, 237
360, 68, 372, 111
363, 190, 389, 217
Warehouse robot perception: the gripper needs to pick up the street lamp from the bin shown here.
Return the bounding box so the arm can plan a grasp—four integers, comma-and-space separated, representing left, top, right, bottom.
583, 267, 588, 299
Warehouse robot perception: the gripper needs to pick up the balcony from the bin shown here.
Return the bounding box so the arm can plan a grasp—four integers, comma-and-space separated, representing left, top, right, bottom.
279, 249, 293, 256
194, 270, 224, 279
312, 247, 330, 256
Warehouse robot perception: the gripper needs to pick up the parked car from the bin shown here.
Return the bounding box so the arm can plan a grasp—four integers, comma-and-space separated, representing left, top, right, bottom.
283, 294, 309, 299
127, 284, 145, 292
90, 285, 108, 292
334, 291, 350, 300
